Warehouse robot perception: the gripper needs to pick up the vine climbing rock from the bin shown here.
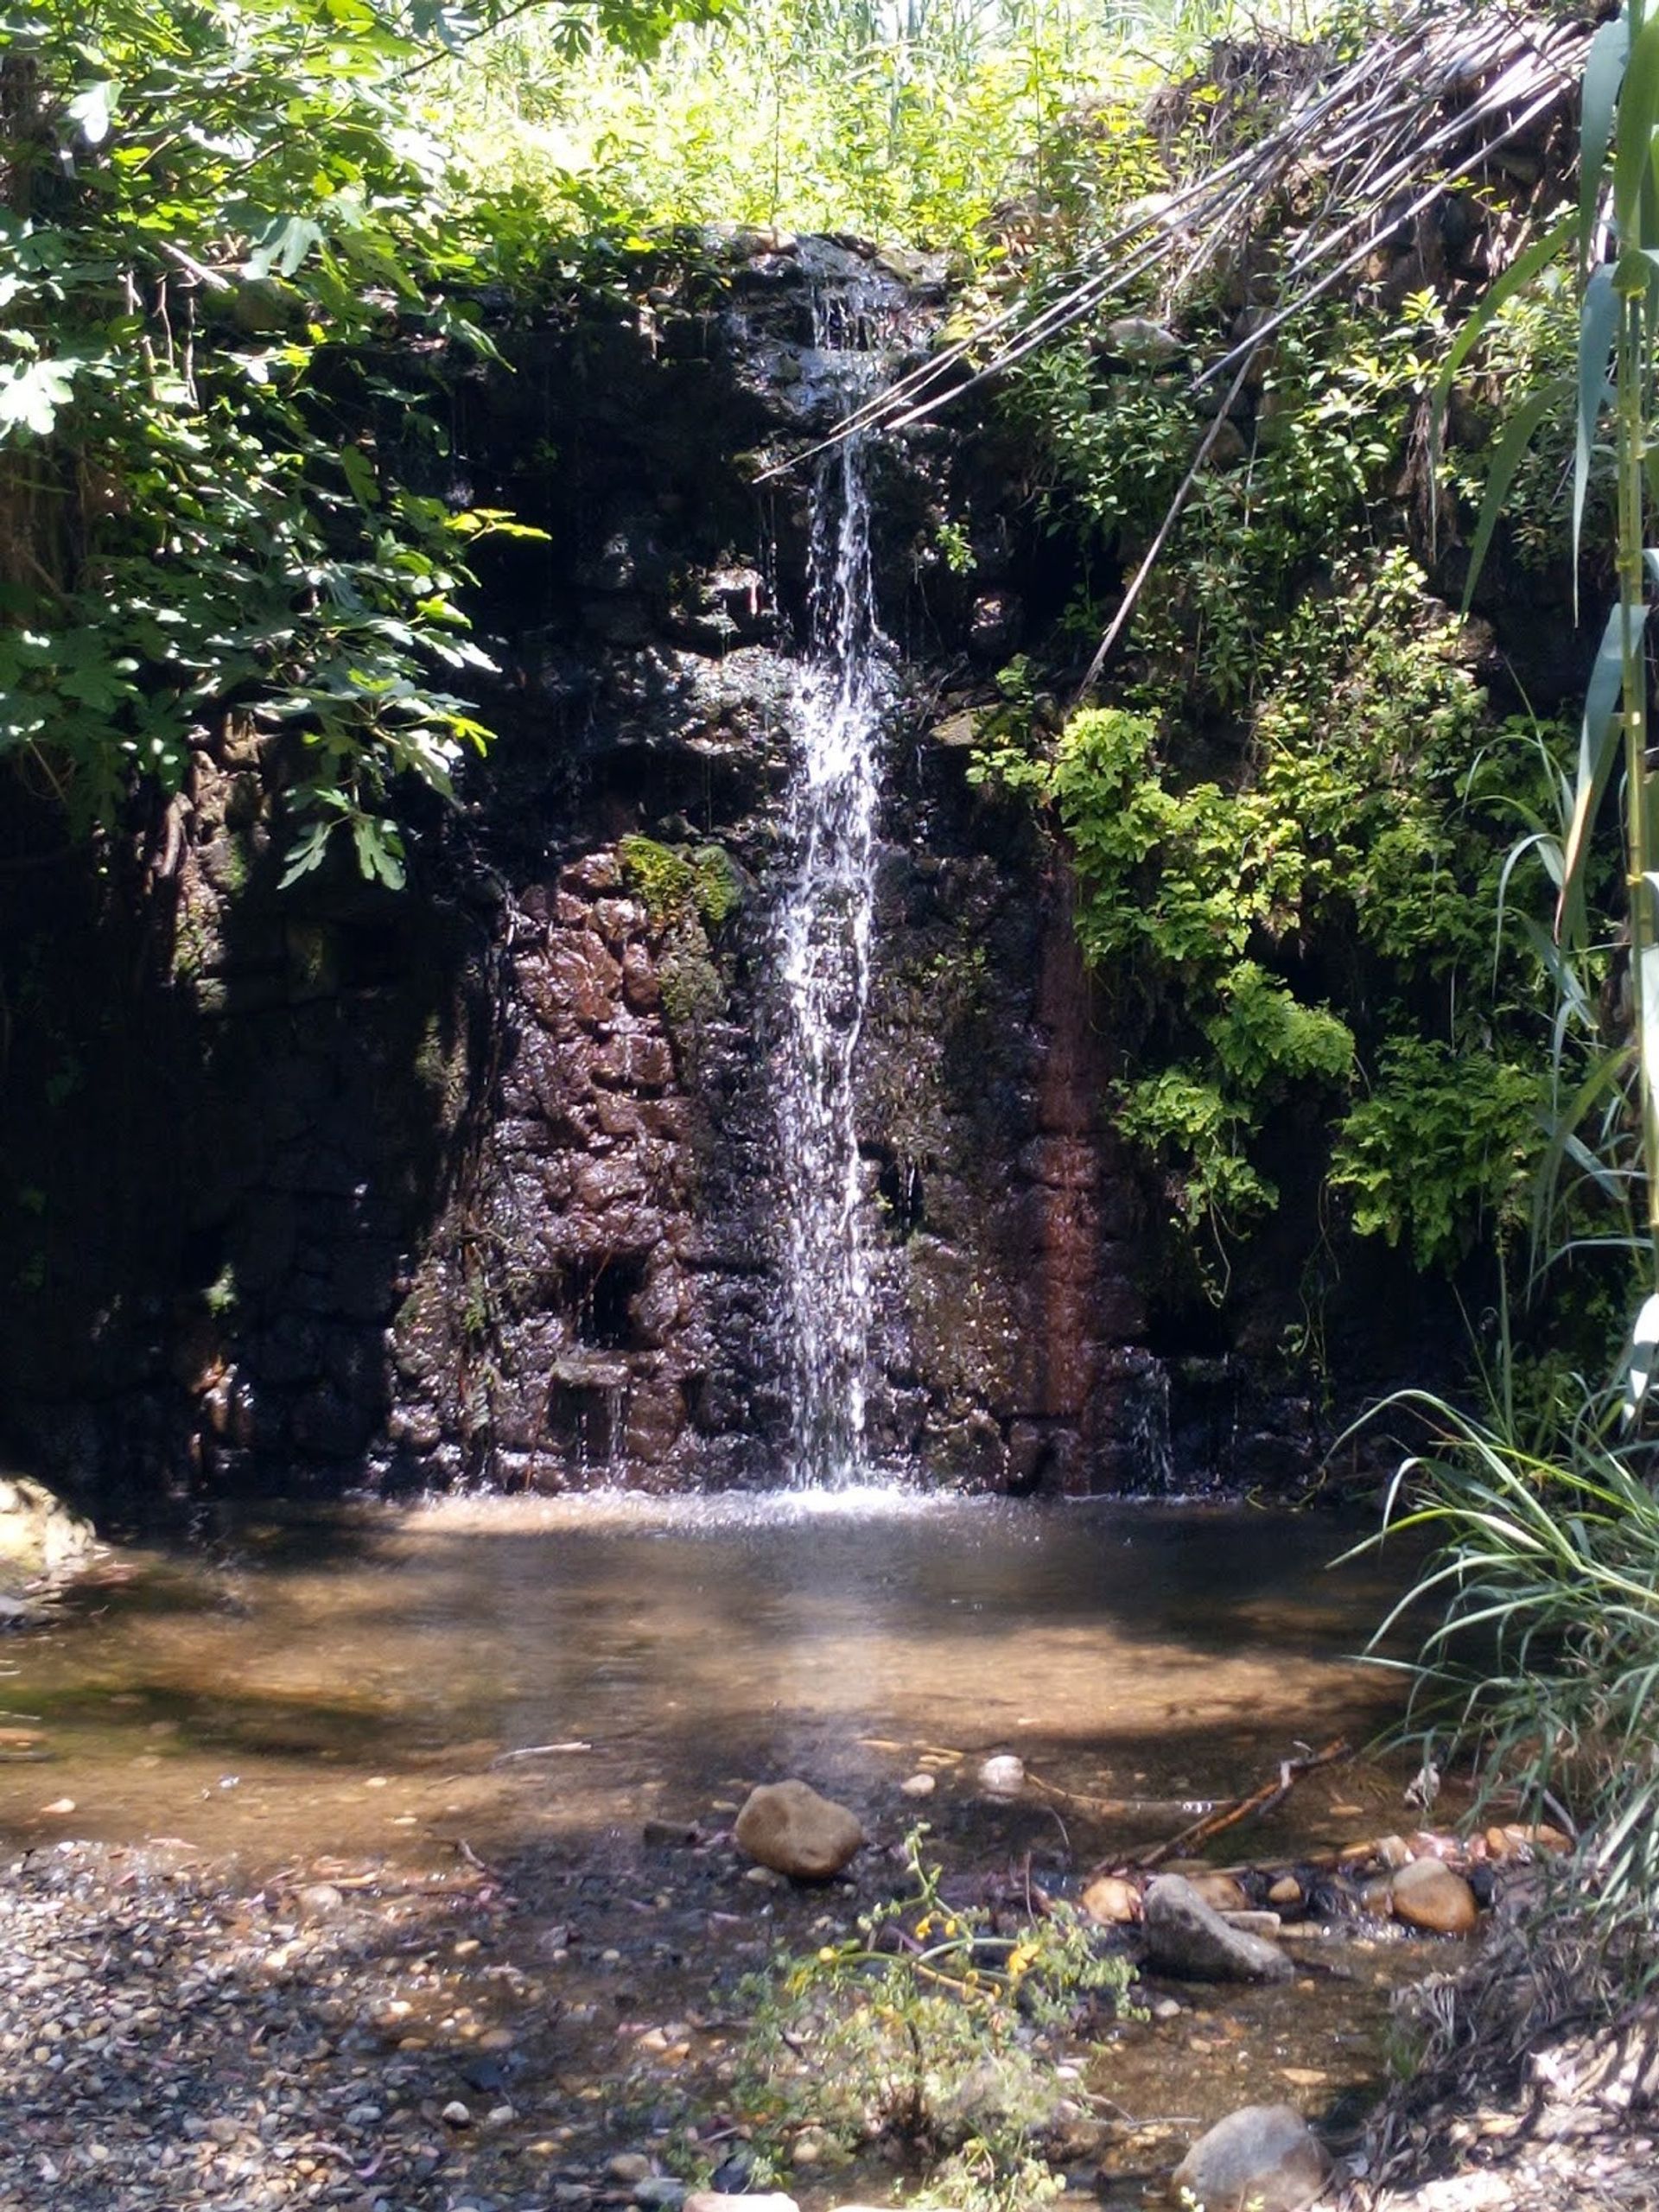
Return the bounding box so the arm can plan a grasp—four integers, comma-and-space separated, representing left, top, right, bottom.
1173, 2105, 1332, 2212
733, 1780, 864, 1879
0, 1474, 94, 1593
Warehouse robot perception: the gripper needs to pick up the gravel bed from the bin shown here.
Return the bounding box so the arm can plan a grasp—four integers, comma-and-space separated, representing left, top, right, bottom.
0, 1840, 563, 2212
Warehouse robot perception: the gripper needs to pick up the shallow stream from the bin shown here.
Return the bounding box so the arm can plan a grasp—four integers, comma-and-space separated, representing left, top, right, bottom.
0, 1493, 1427, 1868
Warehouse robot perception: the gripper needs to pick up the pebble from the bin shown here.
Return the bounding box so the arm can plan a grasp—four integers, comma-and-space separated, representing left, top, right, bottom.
899, 1772, 937, 1797
442, 2101, 474, 2126
976, 1754, 1026, 1797
608, 2153, 655, 2184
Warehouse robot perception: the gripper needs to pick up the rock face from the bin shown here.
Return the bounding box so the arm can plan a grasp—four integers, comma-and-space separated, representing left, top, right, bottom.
734, 1779, 863, 1879
0, 233, 1459, 1513
0, 1475, 94, 1590
1390, 1854, 1479, 1936
1173, 2105, 1332, 2212
1141, 1874, 1294, 1984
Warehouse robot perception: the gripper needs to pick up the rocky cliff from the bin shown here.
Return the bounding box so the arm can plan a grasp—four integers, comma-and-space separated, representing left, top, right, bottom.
0, 233, 1434, 1516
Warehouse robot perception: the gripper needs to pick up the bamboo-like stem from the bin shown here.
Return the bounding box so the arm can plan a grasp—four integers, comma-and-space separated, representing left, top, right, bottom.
1617, 295, 1659, 1287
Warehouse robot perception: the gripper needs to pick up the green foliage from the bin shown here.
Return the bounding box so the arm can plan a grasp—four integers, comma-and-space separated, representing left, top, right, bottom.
435, 0, 1174, 256
973, 561, 1545, 1270
1357, 1371, 1659, 1972
732, 1830, 1135, 2212
0, 0, 747, 884
1011, 294, 1454, 712
1330, 1039, 1547, 1272
619, 834, 741, 928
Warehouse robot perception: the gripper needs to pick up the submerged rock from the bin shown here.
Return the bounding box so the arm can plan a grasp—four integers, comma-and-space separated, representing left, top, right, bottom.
1141, 1873, 1294, 1983
1173, 2104, 1332, 2212
0, 1474, 94, 1591
734, 1780, 863, 1879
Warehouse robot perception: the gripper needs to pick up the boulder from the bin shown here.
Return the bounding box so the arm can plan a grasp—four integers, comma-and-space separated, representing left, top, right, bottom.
1391, 1855, 1479, 1936
1173, 2104, 1332, 2212
734, 1780, 863, 1880
1141, 1874, 1294, 1983
0, 1475, 95, 1591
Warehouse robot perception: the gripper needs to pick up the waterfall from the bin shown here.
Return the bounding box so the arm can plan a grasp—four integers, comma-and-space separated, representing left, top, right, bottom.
774, 431, 888, 1489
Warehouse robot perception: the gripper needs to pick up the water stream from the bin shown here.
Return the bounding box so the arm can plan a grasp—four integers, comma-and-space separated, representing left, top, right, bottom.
774, 427, 889, 1489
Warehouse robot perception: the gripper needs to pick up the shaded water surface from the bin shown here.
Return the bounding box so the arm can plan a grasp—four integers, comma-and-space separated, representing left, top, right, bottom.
0, 1496, 1425, 1867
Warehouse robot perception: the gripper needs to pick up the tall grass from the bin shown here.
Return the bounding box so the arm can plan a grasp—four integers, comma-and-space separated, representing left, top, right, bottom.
1367, 1374, 1659, 1948
1377, 0, 1659, 1972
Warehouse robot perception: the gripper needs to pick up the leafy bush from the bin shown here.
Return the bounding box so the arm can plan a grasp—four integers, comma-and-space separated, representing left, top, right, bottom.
730, 1830, 1135, 2212
1331, 1039, 1546, 1271
970, 558, 1547, 1271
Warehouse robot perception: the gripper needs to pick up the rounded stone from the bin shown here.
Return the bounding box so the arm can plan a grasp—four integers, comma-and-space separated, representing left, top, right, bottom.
733, 1780, 863, 1880
976, 1754, 1026, 1798
1391, 1855, 1478, 1936
1172, 2103, 1332, 2212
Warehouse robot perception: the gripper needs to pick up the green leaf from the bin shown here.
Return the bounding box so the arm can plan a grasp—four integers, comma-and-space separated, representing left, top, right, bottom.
1614, 15, 1659, 238
1581, 12, 1632, 269
1559, 600, 1649, 949
0, 356, 79, 437
66, 79, 117, 146
1575, 264, 1620, 578
1459, 381, 1563, 610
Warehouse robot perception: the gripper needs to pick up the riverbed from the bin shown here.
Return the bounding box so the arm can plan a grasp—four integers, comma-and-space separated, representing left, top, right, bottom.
0, 1494, 1451, 2212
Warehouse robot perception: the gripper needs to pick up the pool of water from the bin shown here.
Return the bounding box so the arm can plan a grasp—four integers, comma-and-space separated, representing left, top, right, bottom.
0, 1492, 1427, 1870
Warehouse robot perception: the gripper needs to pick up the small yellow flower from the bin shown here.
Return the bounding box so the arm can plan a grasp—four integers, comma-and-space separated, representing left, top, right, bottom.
817, 1946, 838, 1963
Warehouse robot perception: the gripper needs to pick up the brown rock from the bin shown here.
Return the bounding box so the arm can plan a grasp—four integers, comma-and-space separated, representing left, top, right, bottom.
1268, 1874, 1302, 1908
734, 1780, 863, 1880
1391, 1854, 1478, 1936
1080, 1875, 1141, 1926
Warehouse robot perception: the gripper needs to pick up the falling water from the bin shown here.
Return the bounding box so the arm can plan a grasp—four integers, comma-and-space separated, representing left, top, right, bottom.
774, 429, 887, 1488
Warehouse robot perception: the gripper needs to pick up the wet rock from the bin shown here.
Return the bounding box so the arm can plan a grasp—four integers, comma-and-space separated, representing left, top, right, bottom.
1268, 1874, 1303, 1907
607, 2154, 654, 2184
635, 2180, 687, 2208
0, 1474, 94, 1588
1080, 1875, 1141, 1926
734, 1780, 863, 1879
900, 1772, 937, 1798
1391, 1855, 1478, 1936
1173, 2104, 1332, 2212
1189, 1871, 1249, 1914
1141, 1874, 1294, 1984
